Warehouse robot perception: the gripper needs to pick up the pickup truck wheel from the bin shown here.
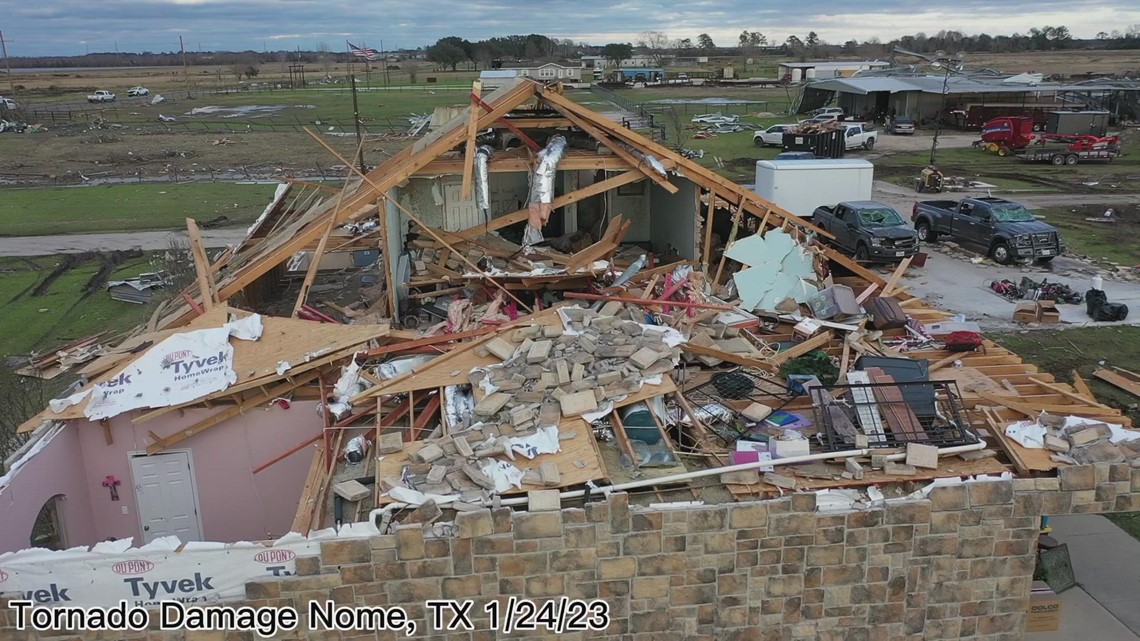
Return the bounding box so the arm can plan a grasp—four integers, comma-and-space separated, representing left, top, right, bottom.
916, 222, 937, 243
854, 245, 870, 262
991, 242, 1014, 265
863, 138, 875, 150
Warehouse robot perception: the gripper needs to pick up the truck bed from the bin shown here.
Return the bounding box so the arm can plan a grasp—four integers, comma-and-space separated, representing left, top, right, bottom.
917, 200, 958, 212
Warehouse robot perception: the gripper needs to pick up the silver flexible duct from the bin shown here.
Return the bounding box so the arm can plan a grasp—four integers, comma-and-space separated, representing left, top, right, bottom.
529, 135, 568, 205
523, 135, 569, 246
474, 145, 494, 211
620, 143, 668, 177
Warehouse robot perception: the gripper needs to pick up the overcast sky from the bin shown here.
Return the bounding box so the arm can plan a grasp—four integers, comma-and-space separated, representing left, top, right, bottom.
6, 0, 1140, 57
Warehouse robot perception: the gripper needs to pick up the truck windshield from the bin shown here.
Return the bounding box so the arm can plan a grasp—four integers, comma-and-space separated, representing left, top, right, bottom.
857, 209, 905, 227
989, 204, 1037, 222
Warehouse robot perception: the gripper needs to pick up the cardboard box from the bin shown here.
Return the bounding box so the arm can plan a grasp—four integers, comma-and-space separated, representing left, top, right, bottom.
1038, 300, 1061, 324
1013, 301, 1040, 323
1026, 581, 1062, 632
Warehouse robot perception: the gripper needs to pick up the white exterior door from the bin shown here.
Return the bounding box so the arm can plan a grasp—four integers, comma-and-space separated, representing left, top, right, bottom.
129, 451, 203, 544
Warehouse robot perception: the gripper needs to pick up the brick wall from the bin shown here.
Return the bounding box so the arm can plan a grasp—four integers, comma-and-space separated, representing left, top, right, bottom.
5, 462, 1140, 641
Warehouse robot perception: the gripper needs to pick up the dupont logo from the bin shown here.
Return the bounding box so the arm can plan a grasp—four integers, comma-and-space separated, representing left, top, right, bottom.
255, 549, 295, 564
112, 560, 155, 575
0, 569, 8, 583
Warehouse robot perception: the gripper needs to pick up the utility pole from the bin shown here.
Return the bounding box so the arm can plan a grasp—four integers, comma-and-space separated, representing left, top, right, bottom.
179, 35, 189, 91
382, 39, 390, 86
0, 31, 14, 97
350, 70, 366, 173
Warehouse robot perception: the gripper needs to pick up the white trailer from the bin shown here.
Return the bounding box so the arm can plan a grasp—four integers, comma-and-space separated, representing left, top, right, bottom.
754, 158, 874, 219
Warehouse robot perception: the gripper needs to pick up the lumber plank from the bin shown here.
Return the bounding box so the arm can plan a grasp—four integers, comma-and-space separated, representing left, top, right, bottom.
1072, 370, 1095, 398
291, 213, 339, 317
146, 371, 320, 454
185, 218, 217, 310
880, 255, 913, 297
547, 102, 678, 194
701, 191, 716, 273
769, 331, 834, 367
1028, 376, 1109, 409
1093, 368, 1140, 398
460, 80, 482, 200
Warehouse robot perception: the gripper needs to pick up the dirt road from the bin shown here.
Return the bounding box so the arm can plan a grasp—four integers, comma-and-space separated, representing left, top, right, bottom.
0, 229, 248, 257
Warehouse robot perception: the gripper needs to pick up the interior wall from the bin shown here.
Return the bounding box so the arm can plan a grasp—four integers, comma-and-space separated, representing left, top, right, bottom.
649, 178, 700, 260
0, 427, 97, 554
610, 179, 651, 243
71, 401, 321, 546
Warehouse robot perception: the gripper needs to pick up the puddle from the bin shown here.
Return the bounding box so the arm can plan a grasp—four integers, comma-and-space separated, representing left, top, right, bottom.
184, 105, 316, 119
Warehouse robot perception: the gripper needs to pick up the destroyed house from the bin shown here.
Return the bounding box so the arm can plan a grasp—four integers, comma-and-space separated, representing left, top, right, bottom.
2, 80, 1137, 640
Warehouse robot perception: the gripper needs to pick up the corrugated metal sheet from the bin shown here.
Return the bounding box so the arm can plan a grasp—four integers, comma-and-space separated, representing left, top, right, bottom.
808, 75, 1067, 96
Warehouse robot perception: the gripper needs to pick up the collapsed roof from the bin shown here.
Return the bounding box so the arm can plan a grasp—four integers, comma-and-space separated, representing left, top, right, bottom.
13, 78, 1136, 536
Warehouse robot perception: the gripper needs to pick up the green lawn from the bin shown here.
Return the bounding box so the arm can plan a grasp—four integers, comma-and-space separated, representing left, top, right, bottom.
0, 183, 278, 235
993, 327, 1140, 424
1036, 206, 1140, 266
0, 255, 159, 357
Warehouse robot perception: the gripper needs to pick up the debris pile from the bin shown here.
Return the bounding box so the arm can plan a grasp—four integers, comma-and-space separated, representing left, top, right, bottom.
13, 79, 1138, 537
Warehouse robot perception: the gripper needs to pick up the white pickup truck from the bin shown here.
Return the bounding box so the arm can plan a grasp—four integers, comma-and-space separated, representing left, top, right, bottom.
87, 90, 116, 103
843, 123, 878, 151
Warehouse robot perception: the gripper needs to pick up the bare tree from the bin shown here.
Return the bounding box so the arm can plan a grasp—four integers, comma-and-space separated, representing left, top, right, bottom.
0, 367, 44, 462
638, 31, 672, 66
403, 61, 419, 84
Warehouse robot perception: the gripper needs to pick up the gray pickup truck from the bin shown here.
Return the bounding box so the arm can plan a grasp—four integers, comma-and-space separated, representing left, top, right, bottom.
910, 197, 1064, 264
814, 201, 919, 262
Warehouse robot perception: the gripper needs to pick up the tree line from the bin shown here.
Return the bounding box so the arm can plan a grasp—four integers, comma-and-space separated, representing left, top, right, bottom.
8, 24, 1140, 71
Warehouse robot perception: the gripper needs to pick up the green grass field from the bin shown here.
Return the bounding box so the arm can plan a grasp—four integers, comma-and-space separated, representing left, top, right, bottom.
994, 327, 1140, 424
0, 183, 279, 236
0, 255, 159, 357
1036, 206, 1140, 266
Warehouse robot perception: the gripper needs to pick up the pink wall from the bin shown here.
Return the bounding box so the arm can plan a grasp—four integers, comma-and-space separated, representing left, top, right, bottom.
75, 400, 322, 545
0, 426, 97, 554
3, 400, 322, 554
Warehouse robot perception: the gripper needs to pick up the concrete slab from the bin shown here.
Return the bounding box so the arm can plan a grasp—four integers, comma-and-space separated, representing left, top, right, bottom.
1050, 515, 1140, 635
1026, 586, 1139, 641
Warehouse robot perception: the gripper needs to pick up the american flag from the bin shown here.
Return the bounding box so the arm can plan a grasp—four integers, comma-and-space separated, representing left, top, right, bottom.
347, 41, 379, 61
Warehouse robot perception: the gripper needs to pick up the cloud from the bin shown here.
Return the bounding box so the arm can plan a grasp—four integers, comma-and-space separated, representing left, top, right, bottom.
5, 0, 1139, 56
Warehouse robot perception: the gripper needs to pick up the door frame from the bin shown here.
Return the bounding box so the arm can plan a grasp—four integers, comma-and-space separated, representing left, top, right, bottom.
127, 449, 206, 543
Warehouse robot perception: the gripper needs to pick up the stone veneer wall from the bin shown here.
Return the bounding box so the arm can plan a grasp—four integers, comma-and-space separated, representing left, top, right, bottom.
2, 463, 1137, 641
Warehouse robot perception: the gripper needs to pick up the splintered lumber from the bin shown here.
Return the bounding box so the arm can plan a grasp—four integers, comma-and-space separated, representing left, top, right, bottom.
304, 128, 532, 314
1028, 376, 1110, 409
976, 390, 1123, 420
880, 255, 913, 297
546, 101, 678, 194
159, 80, 539, 330
702, 191, 716, 273
864, 368, 927, 442
455, 170, 645, 240
979, 407, 1058, 474
460, 80, 483, 200
712, 206, 742, 286
146, 370, 320, 454
186, 218, 218, 310
1072, 370, 1095, 398
1093, 368, 1140, 398
291, 441, 328, 534
562, 292, 735, 311
292, 213, 339, 317
769, 331, 834, 367
680, 342, 775, 373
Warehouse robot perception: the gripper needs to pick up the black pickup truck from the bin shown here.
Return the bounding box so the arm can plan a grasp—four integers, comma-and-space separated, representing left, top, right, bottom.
910, 197, 1064, 264
813, 201, 919, 262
